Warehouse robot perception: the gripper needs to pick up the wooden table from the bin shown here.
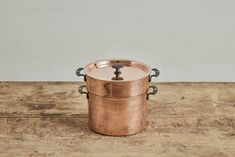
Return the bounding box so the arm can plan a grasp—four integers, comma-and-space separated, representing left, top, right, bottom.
0, 82, 235, 157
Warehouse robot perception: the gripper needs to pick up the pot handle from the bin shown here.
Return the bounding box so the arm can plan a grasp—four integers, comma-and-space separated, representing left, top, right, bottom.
78, 85, 89, 99
76, 67, 86, 81
147, 85, 158, 100
149, 68, 160, 82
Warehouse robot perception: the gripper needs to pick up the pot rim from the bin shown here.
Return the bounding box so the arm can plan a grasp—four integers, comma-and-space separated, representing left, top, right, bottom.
83, 59, 152, 83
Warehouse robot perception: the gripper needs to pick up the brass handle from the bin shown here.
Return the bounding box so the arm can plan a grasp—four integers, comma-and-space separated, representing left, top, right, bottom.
147, 85, 158, 100
149, 68, 160, 82
112, 64, 124, 80
76, 67, 86, 81
78, 85, 89, 99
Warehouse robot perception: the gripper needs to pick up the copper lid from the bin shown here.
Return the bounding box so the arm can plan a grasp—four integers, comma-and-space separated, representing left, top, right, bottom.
84, 59, 151, 81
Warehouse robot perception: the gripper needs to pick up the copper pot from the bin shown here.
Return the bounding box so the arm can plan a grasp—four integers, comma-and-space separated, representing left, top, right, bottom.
76, 59, 159, 136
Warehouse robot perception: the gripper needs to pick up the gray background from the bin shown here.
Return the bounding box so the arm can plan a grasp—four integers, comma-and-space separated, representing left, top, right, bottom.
0, 0, 234, 82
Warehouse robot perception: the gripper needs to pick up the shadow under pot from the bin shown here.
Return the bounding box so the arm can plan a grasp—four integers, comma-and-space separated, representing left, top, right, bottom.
76, 59, 160, 136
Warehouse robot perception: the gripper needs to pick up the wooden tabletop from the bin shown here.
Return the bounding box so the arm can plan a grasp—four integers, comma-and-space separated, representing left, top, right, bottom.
0, 82, 235, 157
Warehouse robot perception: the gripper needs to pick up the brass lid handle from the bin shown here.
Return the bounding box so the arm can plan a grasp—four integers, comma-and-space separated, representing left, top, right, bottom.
112, 64, 124, 80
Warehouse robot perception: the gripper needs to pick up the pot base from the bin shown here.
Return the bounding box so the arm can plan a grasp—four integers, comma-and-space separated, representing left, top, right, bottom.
88, 123, 147, 136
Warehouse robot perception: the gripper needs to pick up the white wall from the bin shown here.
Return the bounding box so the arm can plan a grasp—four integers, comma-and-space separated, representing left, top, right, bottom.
0, 0, 234, 81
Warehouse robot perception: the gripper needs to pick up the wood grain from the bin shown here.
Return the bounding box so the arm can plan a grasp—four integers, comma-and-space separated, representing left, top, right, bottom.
0, 82, 235, 157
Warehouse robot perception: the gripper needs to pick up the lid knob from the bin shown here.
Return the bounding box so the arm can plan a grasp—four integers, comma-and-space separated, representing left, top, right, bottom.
112, 64, 124, 80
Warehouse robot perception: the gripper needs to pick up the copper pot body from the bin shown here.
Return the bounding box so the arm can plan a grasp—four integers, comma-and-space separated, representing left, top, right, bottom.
77, 59, 159, 136
88, 93, 148, 136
